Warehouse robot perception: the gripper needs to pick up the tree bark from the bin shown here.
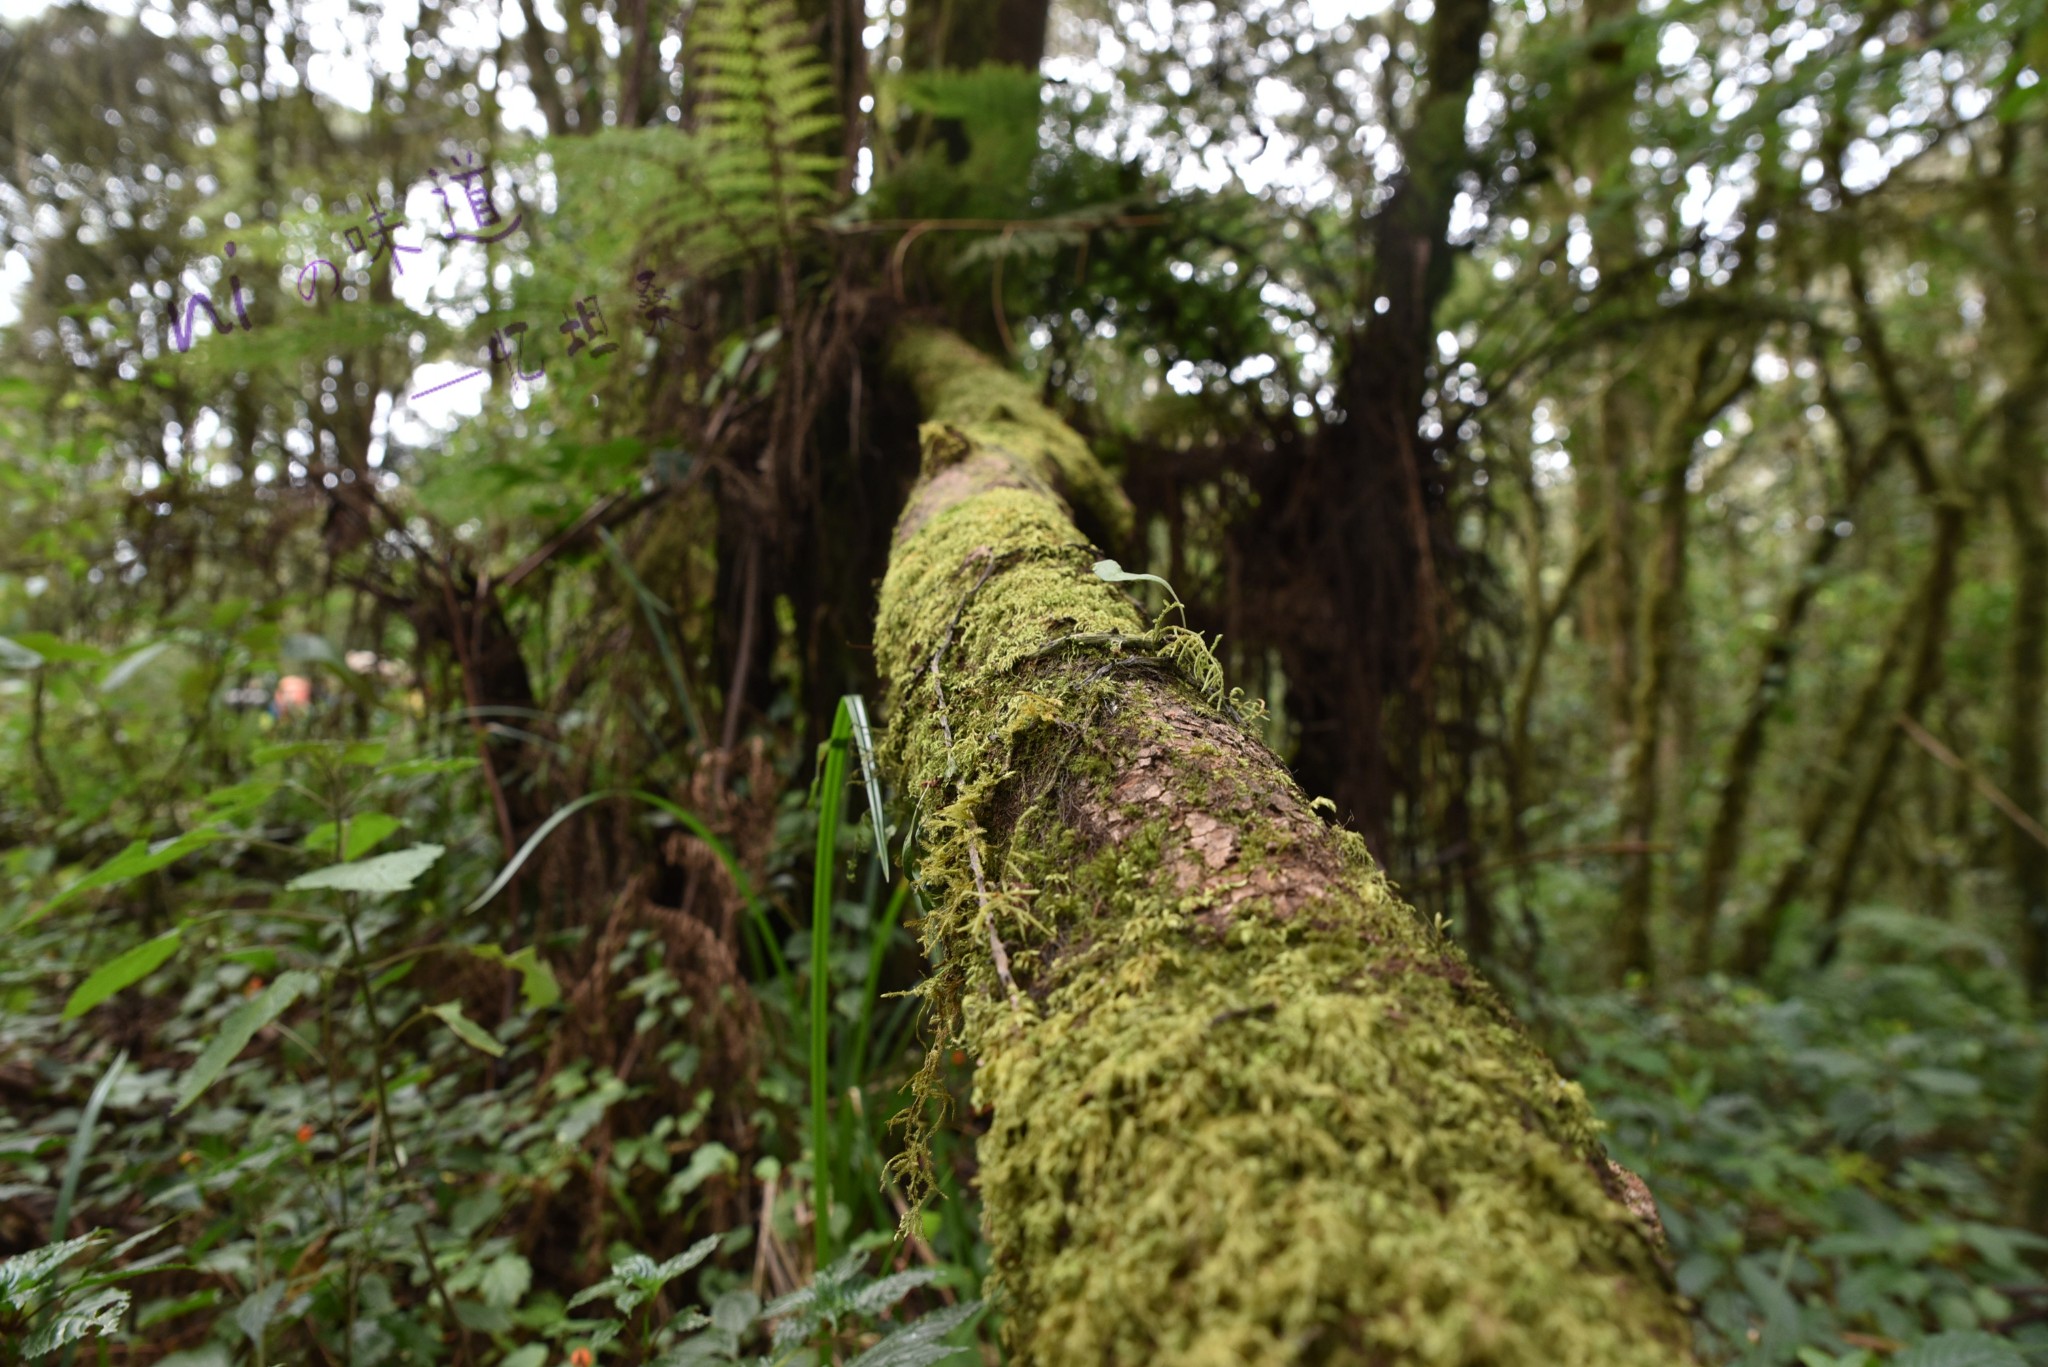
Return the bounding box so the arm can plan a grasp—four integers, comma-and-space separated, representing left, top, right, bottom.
875, 326, 1693, 1365
1812, 499, 1963, 953
1611, 337, 1751, 985
2020, 1047, 2048, 1236
1730, 557, 1918, 978
2001, 392, 2048, 997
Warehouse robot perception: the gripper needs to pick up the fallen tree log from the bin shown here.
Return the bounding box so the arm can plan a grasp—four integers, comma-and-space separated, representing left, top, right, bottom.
874, 325, 1694, 1365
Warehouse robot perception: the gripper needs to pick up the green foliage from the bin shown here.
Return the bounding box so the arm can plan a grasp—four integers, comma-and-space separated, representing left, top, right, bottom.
1563, 932, 2046, 1363
0, 1228, 160, 1366
286, 843, 447, 895
171, 969, 320, 1113
659, 1248, 981, 1367
5, 0, 2048, 1359
691, 0, 842, 252
61, 929, 183, 1019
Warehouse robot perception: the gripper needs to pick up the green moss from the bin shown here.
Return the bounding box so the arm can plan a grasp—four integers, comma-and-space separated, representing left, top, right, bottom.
876, 327, 1696, 1365
890, 326, 1134, 545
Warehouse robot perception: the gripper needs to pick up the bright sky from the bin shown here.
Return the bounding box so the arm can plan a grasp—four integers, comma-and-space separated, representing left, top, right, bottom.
0, 0, 563, 432
2, 0, 1982, 442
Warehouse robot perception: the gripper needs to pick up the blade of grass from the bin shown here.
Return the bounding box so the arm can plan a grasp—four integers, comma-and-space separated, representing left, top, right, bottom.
52, 1050, 126, 1242
460, 789, 789, 986
598, 527, 706, 743
811, 700, 854, 1268
841, 694, 889, 883
848, 879, 911, 1092
631, 790, 794, 985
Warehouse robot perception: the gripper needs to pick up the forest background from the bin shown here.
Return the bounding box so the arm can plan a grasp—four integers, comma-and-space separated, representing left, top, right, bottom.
1, 0, 2046, 1360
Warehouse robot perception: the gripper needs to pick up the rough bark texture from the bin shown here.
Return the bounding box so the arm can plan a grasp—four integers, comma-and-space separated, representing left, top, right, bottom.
874, 326, 1695, 1366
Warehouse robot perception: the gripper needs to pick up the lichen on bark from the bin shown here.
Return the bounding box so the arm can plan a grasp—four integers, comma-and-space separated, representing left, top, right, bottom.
875, 326, 1696, 1365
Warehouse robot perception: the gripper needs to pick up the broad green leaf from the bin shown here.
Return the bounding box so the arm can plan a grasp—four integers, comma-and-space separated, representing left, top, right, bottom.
199, 780, 279, 820
301, 812, 402, 862
63, 929, 184, 1019
233, 1282, 285, 1346
428, 1002, 505, 1057
655, 1234, 722, 1284
30, 829, 225, 927
478, 1253, 532, 1308
0, 634, 45, 669
500, 1348, 548, 1367
709, 1288, 759, 1336
468, 945, 561, 1011
850, 1267, 946, 1316
19, 1286, 130, 1357
288, 844, 444, 895
172, 971, 319, 1114
661, 1143, 737, 1213
223, 948, 278, 974
135, 1287, 220, 1330
0, 1233, 102, 1299
845, 1301, 982, 1367
6, 632, 104, 665
610, 1254, 660, 1314
100, 641, 174, 692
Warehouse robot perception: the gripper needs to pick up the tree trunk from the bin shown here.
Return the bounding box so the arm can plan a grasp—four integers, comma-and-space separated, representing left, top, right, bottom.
1611, 338, 1751, 985
1238, 0, 1494, 900
1730, 557, 1919, 977
1611, 410, 1691, 985
2001, 394, 2048, 997
876, 326, 1693, 1365
1812, 499, 1963, 953
2019, 1046, 2048, 1235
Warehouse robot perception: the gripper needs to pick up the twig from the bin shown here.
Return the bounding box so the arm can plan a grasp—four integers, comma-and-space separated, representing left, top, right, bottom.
1896, 712, 2048, 851
411, 1223, 475, 1367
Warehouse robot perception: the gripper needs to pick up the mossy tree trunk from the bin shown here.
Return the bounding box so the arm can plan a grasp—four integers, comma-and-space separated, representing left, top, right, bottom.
1611, 335, 1752, 985
874, 326, 1696, 1365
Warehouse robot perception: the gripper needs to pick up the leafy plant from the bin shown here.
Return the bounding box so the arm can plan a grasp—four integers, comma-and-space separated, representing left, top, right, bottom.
0, 1227, 164, 1365
1561, 933, 2048, 1364
661, 1247, 978, 1367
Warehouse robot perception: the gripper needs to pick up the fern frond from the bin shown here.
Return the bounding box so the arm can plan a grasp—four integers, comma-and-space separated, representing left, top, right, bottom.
688, 0, 842, 253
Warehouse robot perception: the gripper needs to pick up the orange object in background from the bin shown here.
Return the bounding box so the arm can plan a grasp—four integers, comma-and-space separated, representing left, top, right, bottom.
273, 675, 312, 716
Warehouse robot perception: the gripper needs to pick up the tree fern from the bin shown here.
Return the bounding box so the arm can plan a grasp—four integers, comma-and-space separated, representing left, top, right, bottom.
0, 1231, 143, 1365
692, 0, 842, 254
527, 0, 841, 304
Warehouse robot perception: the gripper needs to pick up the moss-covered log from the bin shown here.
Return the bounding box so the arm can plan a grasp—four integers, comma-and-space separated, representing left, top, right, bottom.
874, 326, 1696, 1366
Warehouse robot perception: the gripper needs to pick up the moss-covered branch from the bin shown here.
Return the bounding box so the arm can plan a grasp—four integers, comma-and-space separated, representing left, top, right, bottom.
875, 326, 1696, 1365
